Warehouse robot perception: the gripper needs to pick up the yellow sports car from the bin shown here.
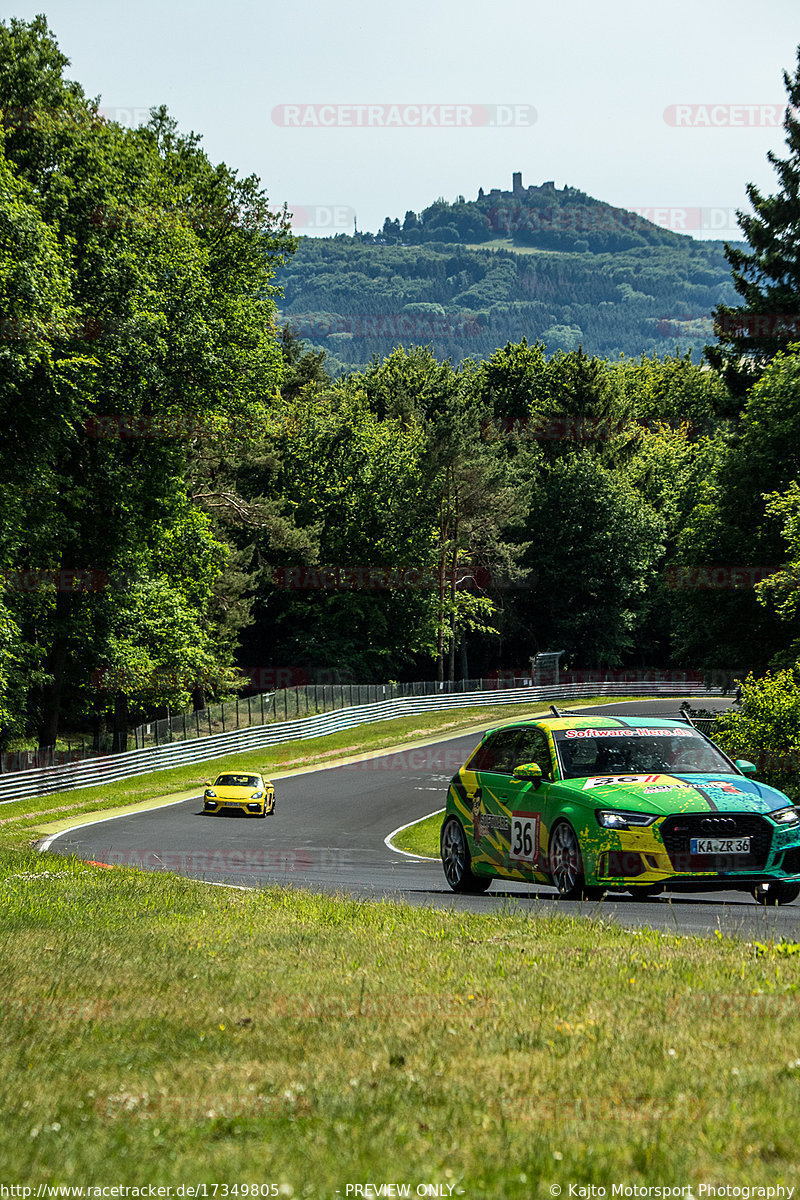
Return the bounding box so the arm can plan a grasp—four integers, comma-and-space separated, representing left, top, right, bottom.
202, 772, 275, 817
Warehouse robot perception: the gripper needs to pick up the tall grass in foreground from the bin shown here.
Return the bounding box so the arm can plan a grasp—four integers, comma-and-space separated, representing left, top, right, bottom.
2, 846, 799, 1191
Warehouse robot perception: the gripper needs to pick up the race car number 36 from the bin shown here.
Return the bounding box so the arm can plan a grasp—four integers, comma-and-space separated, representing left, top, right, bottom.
510, 812, 540, 863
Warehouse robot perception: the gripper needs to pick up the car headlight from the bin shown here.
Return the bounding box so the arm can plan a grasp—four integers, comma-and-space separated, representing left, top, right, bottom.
596, 810, 658, 829
205, 789, 216, 798
250, 791, 264, 800
771, 806, 800, 827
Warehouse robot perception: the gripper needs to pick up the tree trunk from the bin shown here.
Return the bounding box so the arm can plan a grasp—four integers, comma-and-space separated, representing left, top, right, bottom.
436, 487, 448, 684
447, 478, 460, 683
36, 592, 71, 749
92, 711, 108, 753
112, 691, 128, 753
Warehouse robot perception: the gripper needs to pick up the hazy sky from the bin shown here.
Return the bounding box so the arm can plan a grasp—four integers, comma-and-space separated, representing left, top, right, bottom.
8, 0, 800, 239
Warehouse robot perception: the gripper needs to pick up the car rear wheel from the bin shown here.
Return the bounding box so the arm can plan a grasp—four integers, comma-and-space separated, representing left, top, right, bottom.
752, 881, 800, 906
549, 821, 603, 901
440, 817, 491, 894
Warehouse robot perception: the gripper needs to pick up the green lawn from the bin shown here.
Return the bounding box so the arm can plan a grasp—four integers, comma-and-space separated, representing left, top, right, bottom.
463, 239, 562, 255
2, 845, 799, 1189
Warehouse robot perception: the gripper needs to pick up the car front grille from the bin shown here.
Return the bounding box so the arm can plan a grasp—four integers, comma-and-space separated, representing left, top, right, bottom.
659, 813, 772, 872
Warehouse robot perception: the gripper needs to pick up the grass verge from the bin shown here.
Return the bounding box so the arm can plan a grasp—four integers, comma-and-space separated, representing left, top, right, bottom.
1, 696, 651, 852
392, 810, 443, 858
2, 845, 799, 1189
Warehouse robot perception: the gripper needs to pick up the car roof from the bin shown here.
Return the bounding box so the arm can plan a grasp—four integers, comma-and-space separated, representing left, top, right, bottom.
485, 715, 692, 734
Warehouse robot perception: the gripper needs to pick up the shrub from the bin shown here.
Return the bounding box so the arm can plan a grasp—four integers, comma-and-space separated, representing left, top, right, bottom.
713, 670, 800, 798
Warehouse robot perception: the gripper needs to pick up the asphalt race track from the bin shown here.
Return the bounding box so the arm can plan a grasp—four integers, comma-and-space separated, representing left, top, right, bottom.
42, 699, 800, 939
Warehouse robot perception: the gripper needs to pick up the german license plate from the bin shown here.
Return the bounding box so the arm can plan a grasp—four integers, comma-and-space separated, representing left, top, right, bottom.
224, 801, 241, 808
690, 836, 750, 855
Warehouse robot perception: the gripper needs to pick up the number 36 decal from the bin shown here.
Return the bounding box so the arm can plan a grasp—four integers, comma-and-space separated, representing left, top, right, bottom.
510, 812, 540, 864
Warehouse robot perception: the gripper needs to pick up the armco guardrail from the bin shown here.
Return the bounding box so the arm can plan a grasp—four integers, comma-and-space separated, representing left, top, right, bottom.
0, 681, 723, 803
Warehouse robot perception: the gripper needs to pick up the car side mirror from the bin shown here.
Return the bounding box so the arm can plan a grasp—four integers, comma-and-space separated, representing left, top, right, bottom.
735, 759, 757, 777
204, 780, 211, 787
512, 761, 543, 786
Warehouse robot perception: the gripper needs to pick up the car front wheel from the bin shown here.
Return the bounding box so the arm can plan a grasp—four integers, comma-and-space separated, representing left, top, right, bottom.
548, 821, 603, 901
440, 817, 491, 894
752, 881, 800, 906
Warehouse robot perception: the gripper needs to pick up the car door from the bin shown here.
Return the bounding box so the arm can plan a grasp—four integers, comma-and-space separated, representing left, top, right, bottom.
504, 725, 554, 879
467, 728, 524, 872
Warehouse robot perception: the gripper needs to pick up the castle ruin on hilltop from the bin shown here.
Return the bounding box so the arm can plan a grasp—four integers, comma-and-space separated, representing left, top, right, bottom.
477, 172, 565, 201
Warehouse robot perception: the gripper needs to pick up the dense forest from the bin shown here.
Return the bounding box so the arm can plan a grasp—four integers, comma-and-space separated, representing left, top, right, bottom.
2, 16, 800, 753
278, 232, 739, 370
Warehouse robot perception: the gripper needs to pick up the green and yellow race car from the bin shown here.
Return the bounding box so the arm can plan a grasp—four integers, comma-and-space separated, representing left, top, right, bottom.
441, 713, 800, 905
202, 772, 275, 818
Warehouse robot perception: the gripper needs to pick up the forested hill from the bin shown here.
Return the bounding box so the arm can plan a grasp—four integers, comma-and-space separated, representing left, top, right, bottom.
377, 178, 698, 253
276, 180, 741, 371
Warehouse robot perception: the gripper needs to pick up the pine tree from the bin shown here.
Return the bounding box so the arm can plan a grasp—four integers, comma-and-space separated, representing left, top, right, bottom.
707, 47, 800, 393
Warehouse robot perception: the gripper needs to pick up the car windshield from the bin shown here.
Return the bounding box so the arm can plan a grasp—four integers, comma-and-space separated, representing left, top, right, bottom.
552, 727, 735, 780
214, 774, 259, 787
